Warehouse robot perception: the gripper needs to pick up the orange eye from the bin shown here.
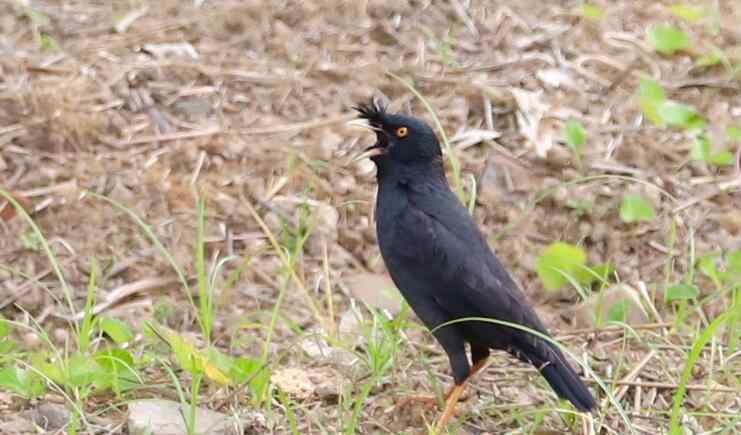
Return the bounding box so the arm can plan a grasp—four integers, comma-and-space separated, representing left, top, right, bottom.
396, 127, 408, 137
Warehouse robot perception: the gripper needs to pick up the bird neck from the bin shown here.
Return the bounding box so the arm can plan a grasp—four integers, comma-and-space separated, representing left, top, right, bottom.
375, 157, 448, 189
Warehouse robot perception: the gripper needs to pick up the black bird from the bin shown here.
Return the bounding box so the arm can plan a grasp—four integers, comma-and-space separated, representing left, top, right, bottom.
353, 100, 596, 432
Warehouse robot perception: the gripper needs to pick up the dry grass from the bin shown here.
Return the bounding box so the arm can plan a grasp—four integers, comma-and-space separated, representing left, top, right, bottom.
0, 0, 740, 434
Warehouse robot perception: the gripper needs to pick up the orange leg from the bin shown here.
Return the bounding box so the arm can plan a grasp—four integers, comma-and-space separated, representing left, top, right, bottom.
433, 357, 489, 433
434, 384, 466, 434
397, 357, 489, 408
468, 357, 489, 379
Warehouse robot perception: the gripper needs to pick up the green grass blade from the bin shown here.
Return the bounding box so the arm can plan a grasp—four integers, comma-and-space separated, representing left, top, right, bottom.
669, 311, 731, 434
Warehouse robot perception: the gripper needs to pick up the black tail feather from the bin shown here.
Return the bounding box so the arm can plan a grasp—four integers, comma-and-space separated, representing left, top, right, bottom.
539, 349, 596, 412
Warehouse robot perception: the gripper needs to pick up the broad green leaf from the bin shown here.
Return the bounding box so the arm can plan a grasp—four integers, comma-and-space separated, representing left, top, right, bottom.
157, 326, 230, 385
620, 195, 655, 223
39, 33, 57, 52
0, 339, 15, 354
669, 5, 707, 23
637, 77, 666, 102
578, 4, 605, 20
95, 348, 139, 392
708, 150, 734, 166
31, 353, 64, 385
658, 101, 704, 130
691, 136, 711, 160
647, 24, 690, 55
0, 366, 45, 398
99, 317, 134, 344
698, 255, 721, 284
696, 53, 722, 67
665, 283, 699, 301
67, 354, 105, 388
563, 119, 586, 149
692, 136, 734, 166
231, 357, 270, 405
607, 299, 629, 323
96, 348, 135, 372
727, 126, 741, 141
637, 78, 667, 126
535, 242, 587, 291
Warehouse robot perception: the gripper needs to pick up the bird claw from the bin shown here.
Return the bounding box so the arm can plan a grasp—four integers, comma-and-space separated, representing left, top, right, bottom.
394, 394, 439, 410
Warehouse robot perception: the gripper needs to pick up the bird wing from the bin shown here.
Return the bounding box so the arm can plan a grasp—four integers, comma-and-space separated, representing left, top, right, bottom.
406, 184, 549, 338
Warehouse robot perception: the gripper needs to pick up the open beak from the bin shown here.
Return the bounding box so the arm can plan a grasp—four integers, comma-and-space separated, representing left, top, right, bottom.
352, 144, 387, 162
347, 118, 387, 162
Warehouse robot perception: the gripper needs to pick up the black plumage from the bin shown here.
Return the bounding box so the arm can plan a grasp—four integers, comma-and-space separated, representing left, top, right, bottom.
354, 100, 596, 430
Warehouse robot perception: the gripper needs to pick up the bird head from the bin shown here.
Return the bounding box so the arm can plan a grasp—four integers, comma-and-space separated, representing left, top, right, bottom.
352, 100, 442, 166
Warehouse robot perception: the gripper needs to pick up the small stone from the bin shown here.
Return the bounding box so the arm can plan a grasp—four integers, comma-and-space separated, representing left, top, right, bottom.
271, 368, 315, 399
22, 332, 41, 349
319, 129, 344, 160
128, 399, 259, 435
22, 403, 70, 431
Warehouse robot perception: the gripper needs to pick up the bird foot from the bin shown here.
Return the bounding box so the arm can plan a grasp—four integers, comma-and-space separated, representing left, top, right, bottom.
394, 394, 439, 410
395, 386, 472, 410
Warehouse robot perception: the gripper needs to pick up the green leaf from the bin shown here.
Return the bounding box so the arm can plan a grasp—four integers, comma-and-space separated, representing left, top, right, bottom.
535, 242, 587, 291
99, 317, 134, 344
590, 263, 615, 286
619, 195, 655, 223
727, 126, 741, 141
67, 354, 105, 388
607, 299, 629, 323
697, 255, 720, 283
563, 119, 586, 149
657, 101, 704, 130
637, 78, 667, 126
96, 348, 134, 370
230, 358, 270, 405
566, 199, 593, 215
38, 33, 57, 52
665, 283, 699, 301
0, 339, 15, 354
707, 150, 734, 166
31, 353, 64, 385
578, 4, 605, 20
0, 316, 9, 339
647, 24, 690, 55
0, 366, 45, 398
691, 136, 734, 166
691, 136, 710, 161
669, 5, 707, 23
727, 250, 741, 274
95, 348, 139, 392
696, 53, 722, 67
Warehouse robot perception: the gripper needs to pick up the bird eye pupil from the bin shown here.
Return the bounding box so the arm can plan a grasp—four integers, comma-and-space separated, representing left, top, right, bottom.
397, 127, 408, 137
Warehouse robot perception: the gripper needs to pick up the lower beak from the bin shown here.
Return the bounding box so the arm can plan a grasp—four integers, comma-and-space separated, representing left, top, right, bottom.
352, 145, 387, 162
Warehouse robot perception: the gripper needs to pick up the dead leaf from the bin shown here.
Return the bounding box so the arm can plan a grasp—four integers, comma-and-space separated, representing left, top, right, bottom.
271, 368, 316, 399
511, 88, 553, 158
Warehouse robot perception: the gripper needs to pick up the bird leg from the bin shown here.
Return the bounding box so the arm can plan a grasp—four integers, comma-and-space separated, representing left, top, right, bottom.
432, 357, 488, 432
467, 356, 489, 380
395, 357, 489, 409
434, 383, 466, 434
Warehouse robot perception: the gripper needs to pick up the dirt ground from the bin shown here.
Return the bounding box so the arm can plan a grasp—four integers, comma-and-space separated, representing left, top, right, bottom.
1, 1, 740, 434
